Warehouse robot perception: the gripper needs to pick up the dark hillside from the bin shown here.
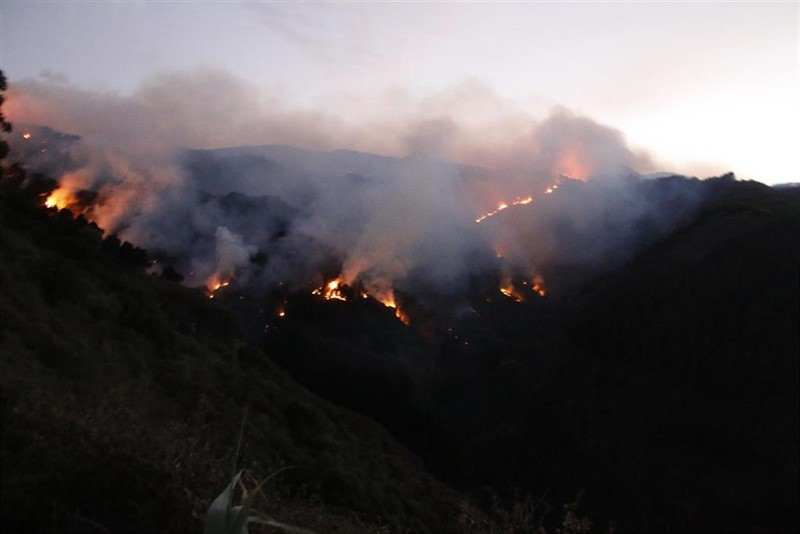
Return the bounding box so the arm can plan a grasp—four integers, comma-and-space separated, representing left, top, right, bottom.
557, 178, 800, 531
248, 177, 800, 532
0, 178, 467, 533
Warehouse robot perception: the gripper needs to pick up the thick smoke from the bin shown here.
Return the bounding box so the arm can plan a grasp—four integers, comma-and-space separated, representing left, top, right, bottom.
5, 70, 705, 300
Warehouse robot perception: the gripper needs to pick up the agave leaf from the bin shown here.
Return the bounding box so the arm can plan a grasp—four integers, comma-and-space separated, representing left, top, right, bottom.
204, 471, 243, 534
230, 502, 251, 534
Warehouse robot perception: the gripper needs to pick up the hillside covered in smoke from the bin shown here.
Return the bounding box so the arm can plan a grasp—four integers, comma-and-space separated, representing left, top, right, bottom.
6, 70, 690, 303
9, 121, 707, 309
3, 71, 799, 532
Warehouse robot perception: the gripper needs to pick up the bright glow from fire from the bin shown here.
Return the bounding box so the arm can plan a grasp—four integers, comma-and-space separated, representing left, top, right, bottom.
312, 278, 347, 301
312, 279, 409, 324
375, 290, 410, 325
22, 132, 32, 140
206, 276, 231, 298
395, 307, 410, 325
555, 151, 588, 181
476, 197, 531, 223
377, 292, 396, 309
532, 274, 547, 297
44, 187, 75, 210
500, 281, 524, 302
475, 182, 558, 224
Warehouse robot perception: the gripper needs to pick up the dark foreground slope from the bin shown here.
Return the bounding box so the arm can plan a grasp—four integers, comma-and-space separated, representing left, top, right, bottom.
252, 177, 799, 533
557, 179, 800, 531
0, 179, 466, 532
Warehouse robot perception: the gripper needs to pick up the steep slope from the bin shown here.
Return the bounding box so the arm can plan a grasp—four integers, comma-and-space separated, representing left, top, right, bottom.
557, 178, 800, 531
0, 178, 468, 533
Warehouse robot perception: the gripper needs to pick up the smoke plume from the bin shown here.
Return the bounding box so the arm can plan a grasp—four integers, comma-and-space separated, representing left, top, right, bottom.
5, 69, 705, 301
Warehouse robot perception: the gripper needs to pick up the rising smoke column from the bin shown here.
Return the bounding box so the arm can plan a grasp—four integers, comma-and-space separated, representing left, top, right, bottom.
4, 69, 708, 301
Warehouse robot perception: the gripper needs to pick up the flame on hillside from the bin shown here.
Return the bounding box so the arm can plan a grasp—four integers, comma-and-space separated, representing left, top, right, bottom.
532, 274, 547, 297
555, 151, 588, 181
311, 277, 410, 324
206, 275, 230, 299
501, 273, 547, 301
500, 279, 525, 302
312, 278, 347, 301
475, 180, 560, 224
44, 187, 76, 210
376, 290, 411, 325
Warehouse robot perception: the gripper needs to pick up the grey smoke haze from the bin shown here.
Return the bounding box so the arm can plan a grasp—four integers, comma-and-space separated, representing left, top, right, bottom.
6, 69, 706, 298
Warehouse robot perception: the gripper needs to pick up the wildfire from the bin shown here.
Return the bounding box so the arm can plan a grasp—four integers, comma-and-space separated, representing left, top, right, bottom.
532, 274, 547, 297
22, 132, 32, 140
375, 291, 410, 325
474, 180, 561, 224
376, 291, 396, 309
500, 282, 524, 302
44, 187, 75, 210
311, 278, 410, 324
555, 151, 588, 181
476, 196, 532, 223
312, 278, 347, 301
395, 307, 411, 325
206, 276, 230, 299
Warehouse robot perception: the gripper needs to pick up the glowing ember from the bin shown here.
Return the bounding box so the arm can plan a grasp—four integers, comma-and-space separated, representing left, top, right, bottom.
395, 307, 411, 325
312, 278, 347, 301
532, 275, 547, 297
278, 309, 286, 318
44, 187, 75, 210
206, 276, 231, 298
22, 132, 32, 140
377, 292, 396, 309
474, 182, 559, 224
475, 195, 536, 223
376, 290, 410, 325
500, 283, 524, 302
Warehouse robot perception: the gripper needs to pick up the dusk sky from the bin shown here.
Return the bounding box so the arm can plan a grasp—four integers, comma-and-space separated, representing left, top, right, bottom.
1, 1, 798, 184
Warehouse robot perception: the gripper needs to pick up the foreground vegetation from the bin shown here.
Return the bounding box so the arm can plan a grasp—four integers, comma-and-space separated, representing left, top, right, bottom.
0, 174, 471, 532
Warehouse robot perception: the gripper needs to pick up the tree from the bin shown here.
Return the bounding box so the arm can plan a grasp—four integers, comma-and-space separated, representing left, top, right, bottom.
0, 70, 12, 162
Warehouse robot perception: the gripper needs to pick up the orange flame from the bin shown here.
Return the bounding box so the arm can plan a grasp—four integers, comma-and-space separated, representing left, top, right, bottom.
311, 277, 409, 324
532, 274, 547, 297
395, 307, 411, 325
44, 187, 75, 210
312, 278, 347, 301
555, 151, 588, 181
474, 183, 556, 224
22, 132, 32, 140
375, 290, 410, 325
376, 291, 396, 309
500, 281, 524, 302
206, 275, 230, 298
476, 197, 529, 223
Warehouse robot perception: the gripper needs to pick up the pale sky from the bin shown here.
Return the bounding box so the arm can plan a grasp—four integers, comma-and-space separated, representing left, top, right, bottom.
1, 1, 798, 184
